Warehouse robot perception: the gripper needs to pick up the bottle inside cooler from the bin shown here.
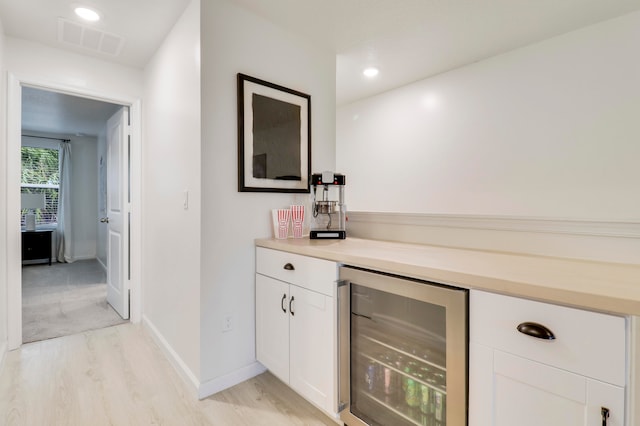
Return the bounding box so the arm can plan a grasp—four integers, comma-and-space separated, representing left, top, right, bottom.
350, 283, 448, 426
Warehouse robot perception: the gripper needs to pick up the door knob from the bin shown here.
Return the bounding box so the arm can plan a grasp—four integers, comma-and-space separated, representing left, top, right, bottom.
100, 217, 109, 223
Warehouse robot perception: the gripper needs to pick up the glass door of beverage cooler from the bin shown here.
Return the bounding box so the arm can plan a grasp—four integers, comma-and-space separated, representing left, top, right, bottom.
338, 266, 468, 426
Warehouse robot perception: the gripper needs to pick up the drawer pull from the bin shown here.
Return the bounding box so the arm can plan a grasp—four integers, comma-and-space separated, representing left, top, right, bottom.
281, 294, 287, 313
516, 322, 556, 340
602, 407, 610, 426
283, 263, 295, 271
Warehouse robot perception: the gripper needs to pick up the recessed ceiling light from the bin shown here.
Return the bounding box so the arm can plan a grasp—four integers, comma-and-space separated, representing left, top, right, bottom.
74, 7, 100, 22
422, 94, 439, 110
363, 67, 379, 78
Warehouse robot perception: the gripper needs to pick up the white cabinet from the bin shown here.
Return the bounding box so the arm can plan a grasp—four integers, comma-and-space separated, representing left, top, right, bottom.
256, 274, 290, 382
255, 247, 337, 416
469, 290, 626, 426
289, 283, 335, 408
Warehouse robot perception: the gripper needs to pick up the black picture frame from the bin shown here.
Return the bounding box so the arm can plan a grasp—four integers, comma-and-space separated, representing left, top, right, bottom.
237, 73, 311, 193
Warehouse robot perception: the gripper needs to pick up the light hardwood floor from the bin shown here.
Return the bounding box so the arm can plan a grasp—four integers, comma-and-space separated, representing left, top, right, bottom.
0, 323, 339, 425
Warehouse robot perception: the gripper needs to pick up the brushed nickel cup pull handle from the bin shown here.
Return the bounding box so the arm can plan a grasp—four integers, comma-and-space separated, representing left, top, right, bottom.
517, 322, 556, 340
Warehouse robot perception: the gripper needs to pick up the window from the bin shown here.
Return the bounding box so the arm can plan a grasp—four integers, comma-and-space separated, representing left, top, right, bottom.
21, 146, 59, 226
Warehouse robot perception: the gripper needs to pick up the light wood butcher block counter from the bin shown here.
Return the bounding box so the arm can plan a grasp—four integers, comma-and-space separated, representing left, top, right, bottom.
256, 237, 640, 316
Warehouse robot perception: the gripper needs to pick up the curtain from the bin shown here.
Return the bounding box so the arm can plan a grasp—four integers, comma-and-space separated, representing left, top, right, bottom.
56, 141, 72, 263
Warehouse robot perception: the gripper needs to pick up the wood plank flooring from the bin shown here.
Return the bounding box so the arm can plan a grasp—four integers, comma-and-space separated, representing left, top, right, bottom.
0, 323, 339, 425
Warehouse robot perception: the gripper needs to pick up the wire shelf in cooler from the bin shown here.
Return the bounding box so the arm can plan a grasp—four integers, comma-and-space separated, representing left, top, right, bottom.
361, 334, 446, 375
353, 314, 447, 371
359, 351, 446, 395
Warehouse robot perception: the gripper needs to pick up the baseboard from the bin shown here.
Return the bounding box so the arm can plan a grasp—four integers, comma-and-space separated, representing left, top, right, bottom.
347, 212, 640, 264
96, 257, 107, 273
142, 315, 266, 401
142, 315, 200, 398
198, 362, 267, 400
72, 254, 98, 262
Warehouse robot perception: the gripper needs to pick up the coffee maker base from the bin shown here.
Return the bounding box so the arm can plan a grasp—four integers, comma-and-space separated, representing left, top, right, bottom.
310, 230, 346, 239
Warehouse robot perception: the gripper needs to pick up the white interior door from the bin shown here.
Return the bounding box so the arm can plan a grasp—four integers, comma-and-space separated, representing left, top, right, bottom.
106, 107, 129, 319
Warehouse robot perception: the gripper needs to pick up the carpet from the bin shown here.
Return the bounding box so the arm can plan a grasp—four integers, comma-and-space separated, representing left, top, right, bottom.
22, 259, 127, 343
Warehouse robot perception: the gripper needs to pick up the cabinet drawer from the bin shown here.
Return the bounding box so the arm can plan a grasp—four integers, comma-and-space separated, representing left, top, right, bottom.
470, 290, 626, 386
256, 247, 336, 296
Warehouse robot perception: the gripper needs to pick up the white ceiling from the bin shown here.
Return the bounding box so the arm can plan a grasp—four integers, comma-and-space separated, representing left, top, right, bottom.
3, 0, 640, 134
0, 0, 191, 136
0, 0, 191, 69
22, 86, 121, 137
232, 0, 640, 105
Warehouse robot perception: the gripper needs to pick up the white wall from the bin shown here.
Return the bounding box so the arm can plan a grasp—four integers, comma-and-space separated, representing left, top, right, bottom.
142, 0, 201, 382
3, 36, 143, 348
0, 16, 8, 360
21, 133, 99, 261
4, 37, 141, 268
337, 11, 640, 222
69, 135, 98, 260
5, 38, 143, 100
199, 0, 335, 389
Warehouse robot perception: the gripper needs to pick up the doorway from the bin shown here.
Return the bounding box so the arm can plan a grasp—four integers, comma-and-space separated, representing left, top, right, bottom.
20, 87, 126, 342
6, 74, 142, 349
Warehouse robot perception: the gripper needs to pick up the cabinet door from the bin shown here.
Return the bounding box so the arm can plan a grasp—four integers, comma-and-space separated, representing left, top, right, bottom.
22, 231, 51, 261
289, 284, 335, 414
469, 342, 494, 426
471, 346, 624, 426
256, 274, 290, 383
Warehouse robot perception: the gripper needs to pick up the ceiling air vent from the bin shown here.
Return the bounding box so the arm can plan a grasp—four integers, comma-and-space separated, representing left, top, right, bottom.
58, 18, 124, 57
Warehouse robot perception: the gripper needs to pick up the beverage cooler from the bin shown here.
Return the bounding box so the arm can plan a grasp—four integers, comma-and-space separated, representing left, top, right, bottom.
338, 266, 468, 426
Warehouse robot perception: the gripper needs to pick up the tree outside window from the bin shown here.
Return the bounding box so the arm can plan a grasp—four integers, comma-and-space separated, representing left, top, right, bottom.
21, 147, 59, 226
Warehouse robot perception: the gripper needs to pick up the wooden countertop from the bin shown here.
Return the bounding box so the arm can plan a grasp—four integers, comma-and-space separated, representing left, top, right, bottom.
256, 237, 640, 316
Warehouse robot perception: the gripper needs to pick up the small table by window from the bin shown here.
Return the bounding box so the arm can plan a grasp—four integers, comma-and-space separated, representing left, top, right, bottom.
22, 229, 53, 265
